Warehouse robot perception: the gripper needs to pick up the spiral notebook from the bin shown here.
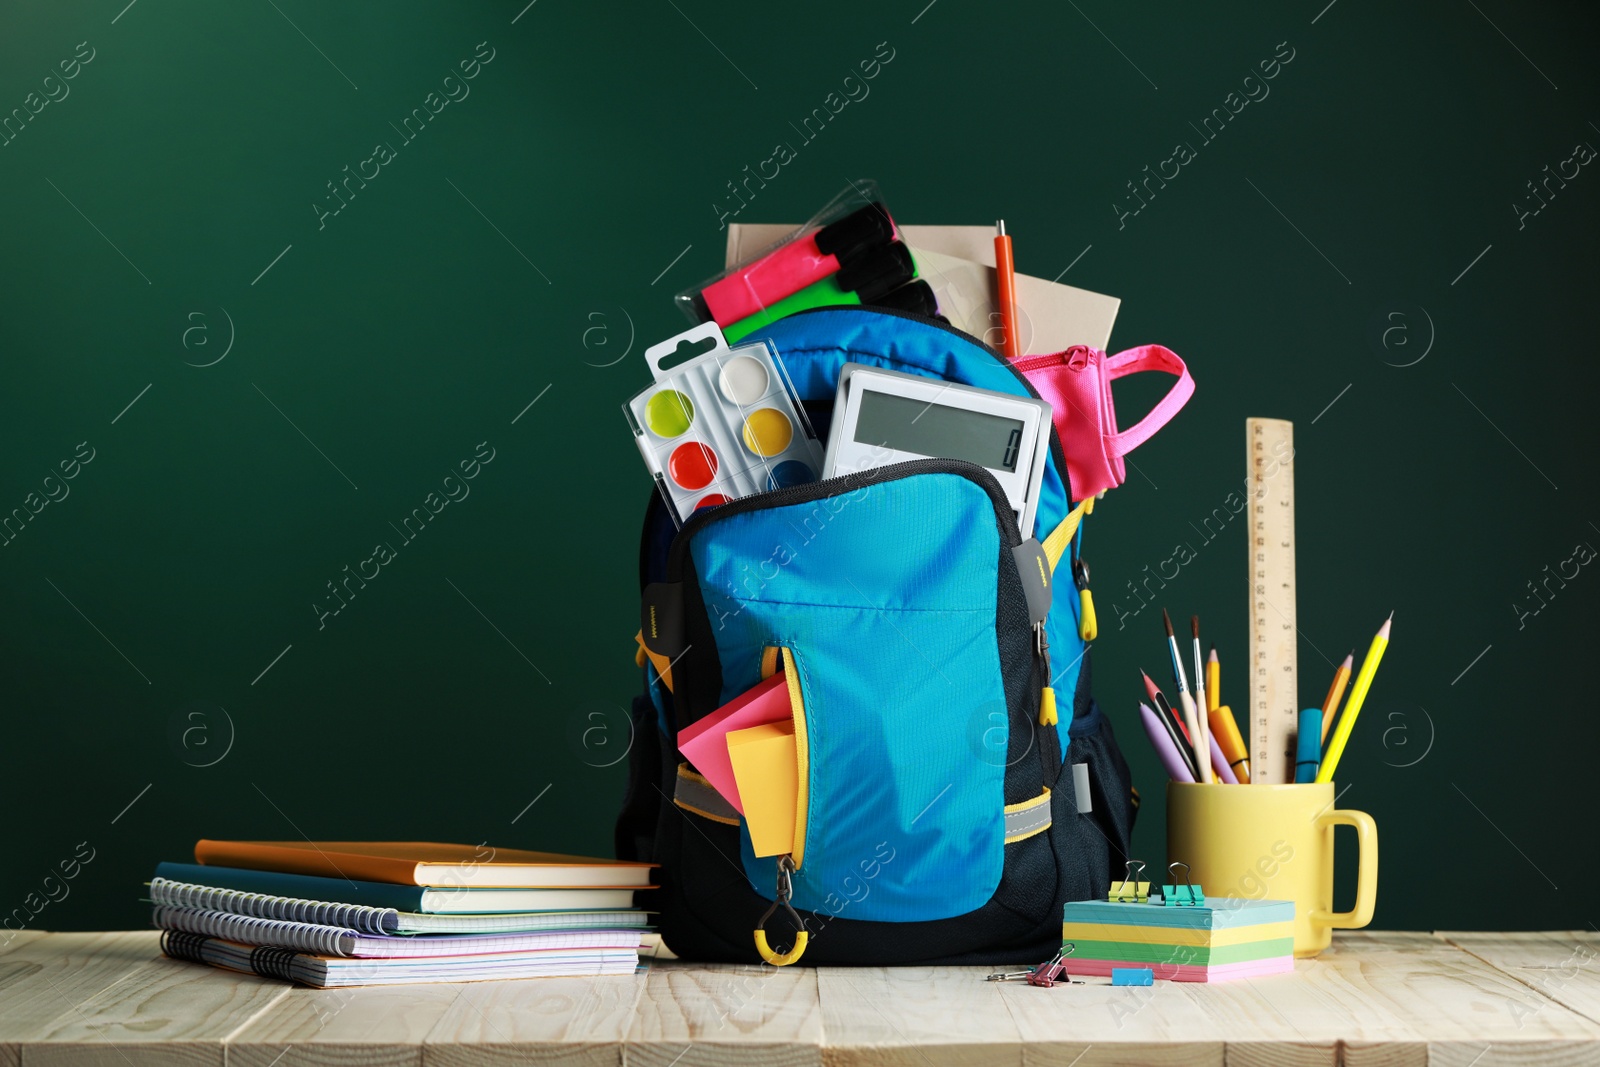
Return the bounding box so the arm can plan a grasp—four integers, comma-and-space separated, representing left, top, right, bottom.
148, 878, 649, 935
154, 862, 641, 913
151, 905, 644, 958
160, 931, 639, 988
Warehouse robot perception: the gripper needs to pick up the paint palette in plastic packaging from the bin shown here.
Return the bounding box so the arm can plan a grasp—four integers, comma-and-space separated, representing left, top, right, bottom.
625, 323, 823, 527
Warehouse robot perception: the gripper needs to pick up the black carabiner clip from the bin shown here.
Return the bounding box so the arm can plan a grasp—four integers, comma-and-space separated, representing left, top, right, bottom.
754, 854, 808, 966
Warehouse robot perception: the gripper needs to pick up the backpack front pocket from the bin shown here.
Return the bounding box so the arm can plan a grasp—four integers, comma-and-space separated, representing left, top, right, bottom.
663, 461, 1051, 923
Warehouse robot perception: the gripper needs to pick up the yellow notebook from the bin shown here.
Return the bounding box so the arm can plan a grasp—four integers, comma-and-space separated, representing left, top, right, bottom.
726, 721, 797, 857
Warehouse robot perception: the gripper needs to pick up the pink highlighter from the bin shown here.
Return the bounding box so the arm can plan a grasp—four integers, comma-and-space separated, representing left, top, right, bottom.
693, 203, 894, 327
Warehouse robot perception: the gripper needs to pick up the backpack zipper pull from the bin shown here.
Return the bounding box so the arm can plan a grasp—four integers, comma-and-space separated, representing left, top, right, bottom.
1073, 558, 1098, 642
1036, 623, 1058, 727
754, 854, 808, 966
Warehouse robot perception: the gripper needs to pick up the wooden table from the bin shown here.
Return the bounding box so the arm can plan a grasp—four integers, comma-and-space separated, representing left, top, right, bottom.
2, 931, 1598, 1066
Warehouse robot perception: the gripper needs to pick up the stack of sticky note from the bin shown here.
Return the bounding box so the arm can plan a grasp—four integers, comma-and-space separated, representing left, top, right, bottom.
725, 721, 797, 856
677, 669, 799, 857
1061, 898, 1295, 982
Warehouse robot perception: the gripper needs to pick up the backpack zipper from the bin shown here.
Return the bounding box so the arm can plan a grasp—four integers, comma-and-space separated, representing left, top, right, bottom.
664, 457, 1021, 583
775, 304, 1073, 504
1010, 345, 1094, 376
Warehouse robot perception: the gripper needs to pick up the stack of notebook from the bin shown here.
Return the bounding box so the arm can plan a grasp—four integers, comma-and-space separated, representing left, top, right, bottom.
1060, 898, 1295, 983
149, 840, 655, 987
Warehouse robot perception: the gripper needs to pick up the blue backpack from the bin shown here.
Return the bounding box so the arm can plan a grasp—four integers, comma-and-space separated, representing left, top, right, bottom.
617, 306, 1136, 966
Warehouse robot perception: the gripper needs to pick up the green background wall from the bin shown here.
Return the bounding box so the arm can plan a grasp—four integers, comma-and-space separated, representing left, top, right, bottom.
2, 0, 1594, 934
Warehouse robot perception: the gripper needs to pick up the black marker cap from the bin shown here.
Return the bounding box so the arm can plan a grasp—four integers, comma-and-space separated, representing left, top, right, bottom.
685, 290, 712, 323
814, 201, 894, 257
837, 242, 914, 297
868, 280, 937, 317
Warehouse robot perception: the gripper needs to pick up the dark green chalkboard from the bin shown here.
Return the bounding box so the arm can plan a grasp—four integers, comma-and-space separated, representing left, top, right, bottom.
2, 0, 1595, 935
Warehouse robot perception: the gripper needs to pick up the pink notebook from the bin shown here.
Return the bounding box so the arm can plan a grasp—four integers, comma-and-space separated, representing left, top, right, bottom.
677, 672, 794, 814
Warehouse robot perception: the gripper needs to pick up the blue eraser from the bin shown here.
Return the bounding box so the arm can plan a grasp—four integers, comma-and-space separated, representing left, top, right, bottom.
1112, 967, 1154, 986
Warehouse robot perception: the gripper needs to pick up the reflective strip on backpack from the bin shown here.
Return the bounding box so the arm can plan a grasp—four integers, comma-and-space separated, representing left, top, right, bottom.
1003, 787, 1052, 843
678, 768, 1057, 842
673, 763, 739, 825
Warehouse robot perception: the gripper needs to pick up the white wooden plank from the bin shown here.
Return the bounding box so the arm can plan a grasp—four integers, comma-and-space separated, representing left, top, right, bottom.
816, 965, 1021, 1067
0, 931, 47, 957
1001, 961, 1228, 1067
423, 971, 644, 1067
1212, 932, 1600, 1067
228, 981, 461, 1067
0, 931, 50, 1067
20, 930, 287, 1067
1440, 932, 1600, 1027
0, 931, 1597, 1066
626, 962, 821, 1067
0, 931, 167, 1051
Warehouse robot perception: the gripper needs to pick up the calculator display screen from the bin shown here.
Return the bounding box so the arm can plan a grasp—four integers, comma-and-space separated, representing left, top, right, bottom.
853, 389, 1026, 472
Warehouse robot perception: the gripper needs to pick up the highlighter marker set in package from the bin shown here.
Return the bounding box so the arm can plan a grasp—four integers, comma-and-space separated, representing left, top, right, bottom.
675, 181, 936, 341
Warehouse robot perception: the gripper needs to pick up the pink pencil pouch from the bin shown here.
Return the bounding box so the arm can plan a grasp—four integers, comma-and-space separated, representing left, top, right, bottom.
1012, 344, 1194, 501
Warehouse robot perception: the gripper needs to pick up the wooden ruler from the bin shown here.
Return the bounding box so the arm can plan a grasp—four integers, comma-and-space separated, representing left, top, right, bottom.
1246, 418, 1298, 785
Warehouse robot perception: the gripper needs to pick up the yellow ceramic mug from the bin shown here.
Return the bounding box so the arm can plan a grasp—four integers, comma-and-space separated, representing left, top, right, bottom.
1166, 782, 1377, 957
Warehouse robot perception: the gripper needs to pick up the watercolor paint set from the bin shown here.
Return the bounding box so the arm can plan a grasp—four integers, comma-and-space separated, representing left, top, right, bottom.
624, 323, 822, 527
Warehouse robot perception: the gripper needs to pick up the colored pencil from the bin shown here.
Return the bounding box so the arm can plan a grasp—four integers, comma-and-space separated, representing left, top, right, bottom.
1316, 613, 1393, 784
1205, 644, 1220, 715
1319, 651, 1354, 746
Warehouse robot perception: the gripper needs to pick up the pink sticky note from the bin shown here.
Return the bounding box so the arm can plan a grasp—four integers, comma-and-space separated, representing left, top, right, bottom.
677, 672, 793, 814
1071, 955, 1294, 983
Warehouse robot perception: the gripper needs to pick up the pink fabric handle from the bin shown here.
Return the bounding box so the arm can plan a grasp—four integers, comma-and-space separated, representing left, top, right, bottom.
1105, 345, 1193, 457
1013, 341, 1194, 500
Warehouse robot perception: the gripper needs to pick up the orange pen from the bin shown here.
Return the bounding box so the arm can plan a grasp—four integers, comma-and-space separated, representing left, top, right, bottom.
994, 220, 1021, 359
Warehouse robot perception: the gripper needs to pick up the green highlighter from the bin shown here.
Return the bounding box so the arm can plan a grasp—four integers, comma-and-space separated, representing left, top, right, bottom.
723, 244, 929, 342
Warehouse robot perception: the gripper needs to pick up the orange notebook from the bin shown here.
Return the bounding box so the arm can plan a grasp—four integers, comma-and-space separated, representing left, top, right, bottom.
194, 841, 655, 888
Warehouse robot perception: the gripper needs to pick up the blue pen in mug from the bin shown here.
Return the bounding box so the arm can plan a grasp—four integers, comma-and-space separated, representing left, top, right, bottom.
1294, 708, 1322, 783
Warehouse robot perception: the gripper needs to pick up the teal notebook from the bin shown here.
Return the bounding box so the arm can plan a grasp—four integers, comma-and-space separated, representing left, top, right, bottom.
152, 863, 638, 914
1061, 898, 1294, 930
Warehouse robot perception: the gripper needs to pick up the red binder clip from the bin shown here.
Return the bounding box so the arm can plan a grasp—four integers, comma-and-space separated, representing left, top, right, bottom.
985, 944, 1082, 987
